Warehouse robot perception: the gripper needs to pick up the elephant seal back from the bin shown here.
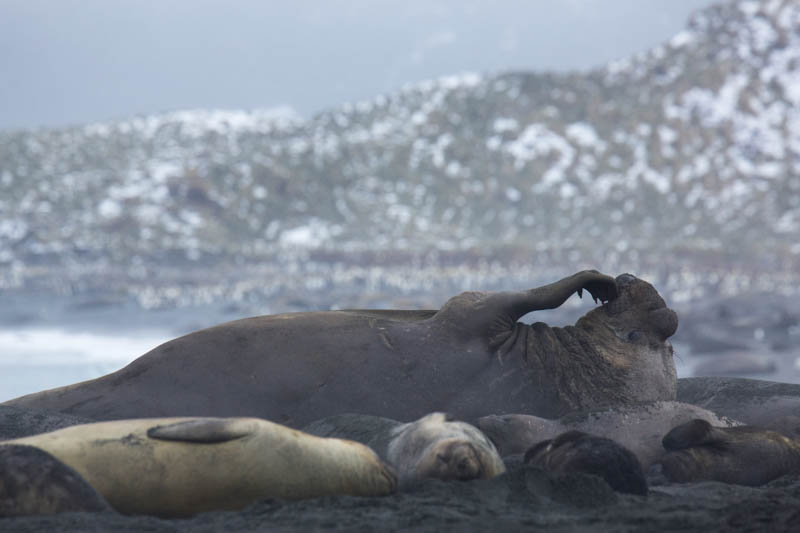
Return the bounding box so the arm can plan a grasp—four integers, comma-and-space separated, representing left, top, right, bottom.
677, 377, 800, 438
2, 417, 396, 517
477, 401, 739, 468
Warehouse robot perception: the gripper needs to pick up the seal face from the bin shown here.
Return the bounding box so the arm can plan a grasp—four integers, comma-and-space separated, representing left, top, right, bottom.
303, 412, 506, 488
524, 430, 648, 495
654, 419, 800, 486
2, 417, 397, 517
386, 413, 506, 488
3, 271, 679, 425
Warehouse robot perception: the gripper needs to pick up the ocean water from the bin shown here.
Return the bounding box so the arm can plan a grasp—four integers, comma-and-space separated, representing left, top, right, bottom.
0, 328, 172, 402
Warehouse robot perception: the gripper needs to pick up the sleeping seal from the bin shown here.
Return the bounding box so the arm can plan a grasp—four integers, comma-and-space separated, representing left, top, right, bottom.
303, 412, 505, 488
1, 417, 396, 517
0, 445, 111, 517
477, 401, 739, 469
524, 430, 648, 495
654, 419, 800, 486
5, 271, 678, 426
677, 377, 800, 439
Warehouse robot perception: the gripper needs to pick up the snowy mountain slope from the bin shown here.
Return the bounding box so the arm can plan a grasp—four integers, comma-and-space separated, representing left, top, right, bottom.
0, 0, 798, 304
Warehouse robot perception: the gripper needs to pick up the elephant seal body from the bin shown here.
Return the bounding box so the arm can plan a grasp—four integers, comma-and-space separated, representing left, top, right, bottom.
655, 419, 800, 486
304, 412, 505, 488
0, 445, 111, 517
477, 401, 739, 468
524, 430, 647, 495
678, 377, 800, 439
1, 417, 396, 517
0, 405, 94, 440
5, 271, 678, 426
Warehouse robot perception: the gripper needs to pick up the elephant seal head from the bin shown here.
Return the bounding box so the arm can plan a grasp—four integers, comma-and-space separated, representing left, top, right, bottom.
386, 413, 506, 488
652, 419, 800, 486
578, 273, 678, 405
530, 274, 678, 413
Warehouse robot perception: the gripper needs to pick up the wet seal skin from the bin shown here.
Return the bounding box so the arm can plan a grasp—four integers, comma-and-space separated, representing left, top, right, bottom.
524, 430, 648, 496
304, 412, 505, 489
5, 271, 677, 427
653, 419, 800, 486
2, 416, 396, 517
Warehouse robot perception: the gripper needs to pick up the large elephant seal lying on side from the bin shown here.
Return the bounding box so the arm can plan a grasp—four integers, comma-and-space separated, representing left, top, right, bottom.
677, 377, 800, 439
303, 412, 505, 488
477, 401, 739, 468
524, 430, 648, 495
1, 417, 396, 517
4, 271, 679, 426
654, 419, 800, 486
0, 445, 111, 517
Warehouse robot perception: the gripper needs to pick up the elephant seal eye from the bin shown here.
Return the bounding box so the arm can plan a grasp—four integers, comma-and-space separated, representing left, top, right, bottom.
627, 331, 643, 342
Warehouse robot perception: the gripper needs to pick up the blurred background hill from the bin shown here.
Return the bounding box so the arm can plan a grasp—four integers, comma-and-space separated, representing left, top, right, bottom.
1, 0, 799, 397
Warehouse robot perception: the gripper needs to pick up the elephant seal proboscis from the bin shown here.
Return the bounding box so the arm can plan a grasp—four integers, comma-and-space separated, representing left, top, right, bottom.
303, 412, 505, 488
477, 401, 739, 468
653, 419, 800, 486
0, 444, 111, 517
524, 430, 648, 495
2, 417, 396, 517
5, 271, 678, 425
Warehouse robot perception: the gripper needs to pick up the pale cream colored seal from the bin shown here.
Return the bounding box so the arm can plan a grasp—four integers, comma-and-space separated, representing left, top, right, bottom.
3, 417, 396, 517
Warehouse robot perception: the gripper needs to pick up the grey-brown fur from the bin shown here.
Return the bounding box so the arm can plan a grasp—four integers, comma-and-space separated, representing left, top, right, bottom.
524, 430, 648, 495
677, 377, 800, 439
4, 271, 677, 426
655, 419, 800, 486
477, 401, 738, 468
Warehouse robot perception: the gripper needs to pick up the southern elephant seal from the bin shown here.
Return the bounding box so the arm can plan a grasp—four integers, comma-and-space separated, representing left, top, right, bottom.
2, 417, 396, 517
654, 419, 800, 486
677, 377, 800, 439
523, 430, 647, 495
303, 412, 505, 488
477, 401, 739, 468
5, 271, 678, 426
0, 445, 111, 517
0, 405, 94, 440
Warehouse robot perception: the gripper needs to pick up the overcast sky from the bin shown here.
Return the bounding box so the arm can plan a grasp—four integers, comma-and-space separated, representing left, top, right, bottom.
0, 0, 718, 131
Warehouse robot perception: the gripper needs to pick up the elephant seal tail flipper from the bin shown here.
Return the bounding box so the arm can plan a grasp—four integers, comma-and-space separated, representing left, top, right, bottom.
662, 419, 729, 451
147, 418, 258, 443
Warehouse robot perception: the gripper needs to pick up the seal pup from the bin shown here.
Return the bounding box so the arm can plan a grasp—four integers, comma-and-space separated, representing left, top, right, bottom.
304, 412, 505, 488
653, 419, 800, 486
477, 401, 739, 469
4, 271, 679, 426
2, 417, 396, 517
523, 430, 648, 495
0, 444, 111, 517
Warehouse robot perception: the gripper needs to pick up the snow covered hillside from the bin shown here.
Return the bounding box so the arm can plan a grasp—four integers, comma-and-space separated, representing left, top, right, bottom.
1, 0, 798, 308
